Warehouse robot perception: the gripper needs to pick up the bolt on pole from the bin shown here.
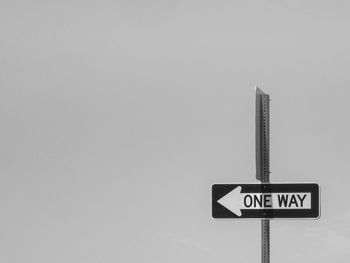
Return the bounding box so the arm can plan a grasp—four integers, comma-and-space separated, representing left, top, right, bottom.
255, 87, 270, 263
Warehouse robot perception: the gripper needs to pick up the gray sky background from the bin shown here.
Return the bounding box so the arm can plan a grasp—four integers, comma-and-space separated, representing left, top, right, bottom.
1, 1, 350, 262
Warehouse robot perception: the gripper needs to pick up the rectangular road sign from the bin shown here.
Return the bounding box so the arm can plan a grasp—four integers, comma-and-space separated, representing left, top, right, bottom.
212, 183, 320, 219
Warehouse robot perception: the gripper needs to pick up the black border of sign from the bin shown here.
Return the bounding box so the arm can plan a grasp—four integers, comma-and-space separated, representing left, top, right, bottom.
212, 183, 320, 219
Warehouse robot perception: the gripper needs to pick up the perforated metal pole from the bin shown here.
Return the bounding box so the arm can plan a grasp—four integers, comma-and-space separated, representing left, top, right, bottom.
255, 87, 270, 263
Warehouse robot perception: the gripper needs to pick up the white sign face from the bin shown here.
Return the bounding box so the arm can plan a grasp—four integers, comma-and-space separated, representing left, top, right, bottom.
217, 186, 311, 217
212, 183, 320, 219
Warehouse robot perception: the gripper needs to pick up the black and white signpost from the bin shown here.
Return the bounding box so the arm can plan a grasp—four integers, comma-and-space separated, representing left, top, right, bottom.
212, 183, 319, 219
211, 88, 320, 263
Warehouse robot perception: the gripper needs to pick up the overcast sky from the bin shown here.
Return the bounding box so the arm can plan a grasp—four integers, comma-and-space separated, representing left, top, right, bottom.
1, 1, 350, 262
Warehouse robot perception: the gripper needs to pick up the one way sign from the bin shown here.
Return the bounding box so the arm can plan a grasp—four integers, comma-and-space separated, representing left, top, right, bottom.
212, 183, 320, 219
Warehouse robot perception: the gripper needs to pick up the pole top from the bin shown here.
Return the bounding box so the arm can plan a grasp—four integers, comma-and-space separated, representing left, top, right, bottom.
255, 86, 267, 95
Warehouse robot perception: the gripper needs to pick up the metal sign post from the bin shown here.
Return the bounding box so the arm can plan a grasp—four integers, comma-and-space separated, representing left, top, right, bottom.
211, 88, 321, 262
255, 87, 270, 263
